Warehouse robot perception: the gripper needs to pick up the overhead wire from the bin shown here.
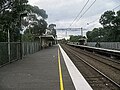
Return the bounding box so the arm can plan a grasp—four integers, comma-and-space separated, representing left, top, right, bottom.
69, 0, 90, 27
87, 17, 99, 25
67, 0, 120, 33
86, 15, 103, 26
74, 0, 97, 25
113, 4, 120, 10
87, 3, 120, 25
67, 0, 97, 37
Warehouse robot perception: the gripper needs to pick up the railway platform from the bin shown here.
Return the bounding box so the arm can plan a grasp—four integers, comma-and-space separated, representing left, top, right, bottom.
0, 44, 92, 90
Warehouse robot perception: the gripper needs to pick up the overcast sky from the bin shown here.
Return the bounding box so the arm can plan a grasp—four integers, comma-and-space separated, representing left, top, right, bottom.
28, 0, 120, 39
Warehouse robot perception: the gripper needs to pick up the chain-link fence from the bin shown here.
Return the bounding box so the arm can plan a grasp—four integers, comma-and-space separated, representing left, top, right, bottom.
0, 42, 9, 65
0, 42, 40, 66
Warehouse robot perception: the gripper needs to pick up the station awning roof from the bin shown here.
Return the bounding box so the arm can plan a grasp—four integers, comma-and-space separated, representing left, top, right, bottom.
39, 35, 56, 41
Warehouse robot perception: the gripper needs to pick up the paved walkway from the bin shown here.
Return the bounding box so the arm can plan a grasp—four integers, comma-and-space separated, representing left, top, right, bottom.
0, 45, 75, 90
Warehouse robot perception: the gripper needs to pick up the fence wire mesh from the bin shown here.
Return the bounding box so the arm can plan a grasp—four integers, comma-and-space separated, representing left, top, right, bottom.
0, 42, 40, 66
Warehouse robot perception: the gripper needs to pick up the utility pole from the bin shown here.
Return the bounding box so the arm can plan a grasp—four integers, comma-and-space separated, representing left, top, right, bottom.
81, 27, 83, 36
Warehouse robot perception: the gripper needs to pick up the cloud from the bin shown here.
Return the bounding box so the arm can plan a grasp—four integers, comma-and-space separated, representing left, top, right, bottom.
28, 0, 120, 38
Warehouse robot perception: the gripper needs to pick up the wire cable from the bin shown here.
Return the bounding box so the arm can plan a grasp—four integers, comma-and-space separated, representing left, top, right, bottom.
75, 0, 97, 24
113, 4, 120, 10
87, 17, 99, 25
69, 0, 90, 27
87, 3, 120, 25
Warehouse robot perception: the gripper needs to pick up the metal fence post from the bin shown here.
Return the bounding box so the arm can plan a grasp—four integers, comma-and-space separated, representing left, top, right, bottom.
8, 29, 11, 63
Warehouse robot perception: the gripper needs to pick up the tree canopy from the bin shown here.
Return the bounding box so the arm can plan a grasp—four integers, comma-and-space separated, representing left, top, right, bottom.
0, 0, 28, 42
69, 35, 86, 42
0, 0, 49, 42
87, 10, 120, 42
23, 5, 48, 41
47, 24, 57, 38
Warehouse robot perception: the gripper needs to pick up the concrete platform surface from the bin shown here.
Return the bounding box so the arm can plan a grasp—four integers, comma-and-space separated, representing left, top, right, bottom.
0, 45, 75, 90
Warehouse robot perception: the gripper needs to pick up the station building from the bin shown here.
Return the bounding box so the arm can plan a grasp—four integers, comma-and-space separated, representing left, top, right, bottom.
35, 28, 57, 49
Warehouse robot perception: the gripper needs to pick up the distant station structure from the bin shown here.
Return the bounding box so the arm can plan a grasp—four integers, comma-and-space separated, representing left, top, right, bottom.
35, 25, 57, 49
56, 28, 87, 37
57, 28, 81, 31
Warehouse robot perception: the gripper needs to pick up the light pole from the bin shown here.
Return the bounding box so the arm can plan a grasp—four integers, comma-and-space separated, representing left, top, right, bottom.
8, 28, 10, 63
8, 23, 13, 63
19, 12, 27, 59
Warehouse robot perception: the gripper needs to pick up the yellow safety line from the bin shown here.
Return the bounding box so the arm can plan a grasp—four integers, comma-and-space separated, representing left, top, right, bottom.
58, 48, 64, 90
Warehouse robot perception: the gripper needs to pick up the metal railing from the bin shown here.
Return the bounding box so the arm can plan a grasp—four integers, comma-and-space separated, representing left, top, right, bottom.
0, 42, 40, 66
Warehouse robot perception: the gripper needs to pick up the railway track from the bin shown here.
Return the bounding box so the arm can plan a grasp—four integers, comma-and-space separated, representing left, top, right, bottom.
68, 44, 120, 71
61, 44, 120, 90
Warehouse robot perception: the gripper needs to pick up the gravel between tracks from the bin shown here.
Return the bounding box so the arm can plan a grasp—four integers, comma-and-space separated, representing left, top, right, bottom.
61, 44, 120, 90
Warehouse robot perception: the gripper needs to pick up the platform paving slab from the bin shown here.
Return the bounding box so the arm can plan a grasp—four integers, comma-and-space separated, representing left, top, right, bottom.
0, 45, 75, 90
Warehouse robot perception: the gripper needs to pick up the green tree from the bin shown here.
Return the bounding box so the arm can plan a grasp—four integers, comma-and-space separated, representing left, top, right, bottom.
69, 35, 85, 42
112, 10, 120, 41
99, 10, 120, 41
0, 0, 28, 42
87, 10, 120, 42
87, 27, 105, 42
22, 5, 48, 41
22, 33, 34, 42
26, 5, 48, 19
99, 11, 115, 27
48, 24, 57, 38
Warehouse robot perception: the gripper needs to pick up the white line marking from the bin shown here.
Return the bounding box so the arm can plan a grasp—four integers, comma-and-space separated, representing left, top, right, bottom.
59, 44, 93, 90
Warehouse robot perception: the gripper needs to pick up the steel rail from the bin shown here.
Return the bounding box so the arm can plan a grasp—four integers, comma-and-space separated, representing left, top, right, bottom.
63, 45, 120, 88
68, 45, 120, 71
